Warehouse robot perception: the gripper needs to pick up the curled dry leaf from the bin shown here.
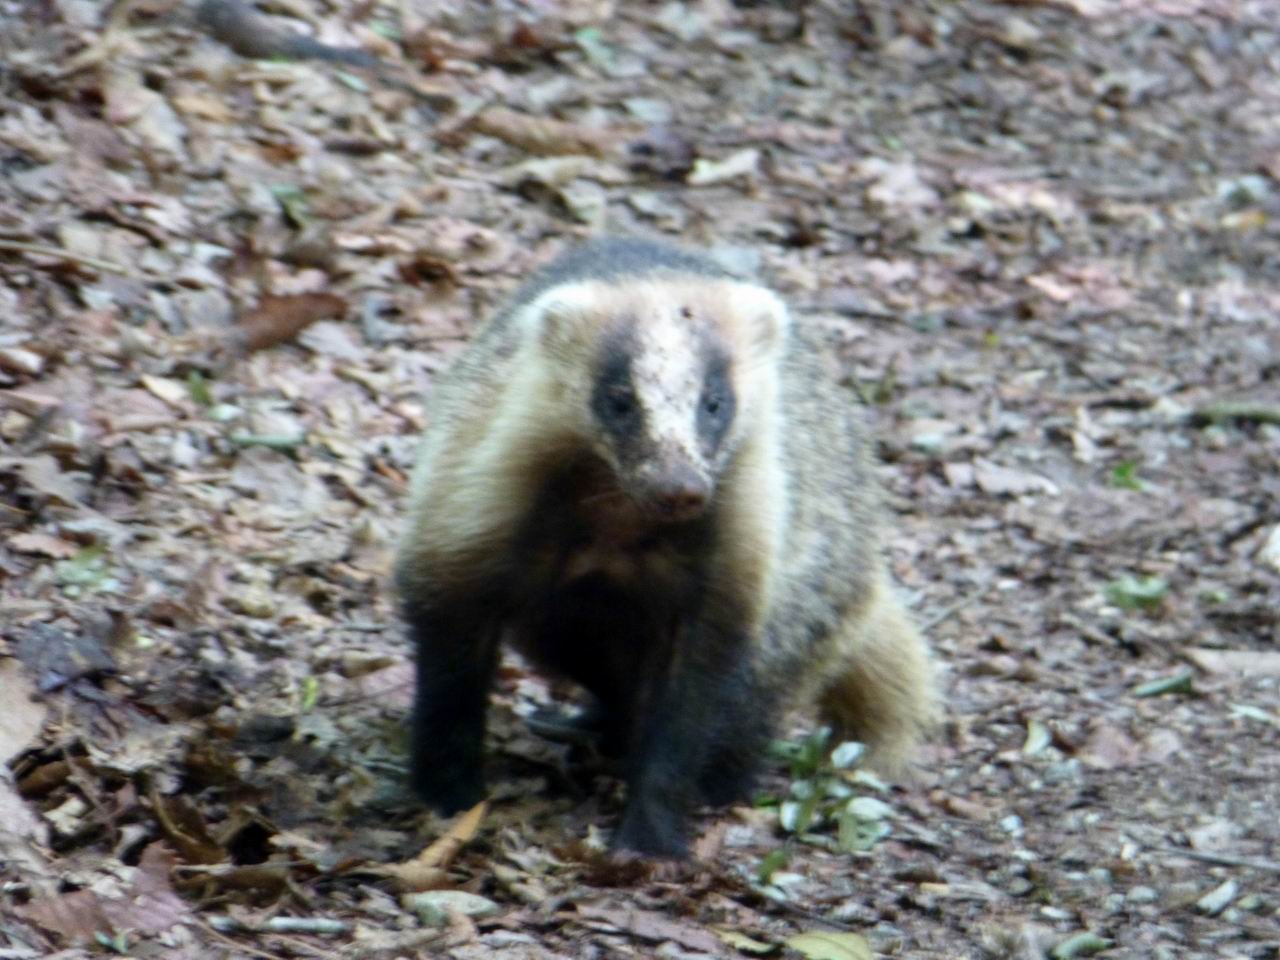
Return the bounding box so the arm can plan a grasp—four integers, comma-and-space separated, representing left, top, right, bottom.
373, 800, 488, 891
8, 532, 81, 559
237, 293, 349, 352
470, 107, 612, 158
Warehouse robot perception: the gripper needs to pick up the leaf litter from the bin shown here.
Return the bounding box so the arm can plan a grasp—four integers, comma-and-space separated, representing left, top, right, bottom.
1, 0, 1278, 957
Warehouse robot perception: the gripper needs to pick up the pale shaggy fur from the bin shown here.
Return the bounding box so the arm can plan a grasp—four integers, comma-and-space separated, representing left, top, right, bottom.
397, 239, 936, 792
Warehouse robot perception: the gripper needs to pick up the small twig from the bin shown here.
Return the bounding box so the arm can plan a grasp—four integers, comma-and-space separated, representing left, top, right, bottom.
710, 864, 863, 932
1190, 402, 1280, 427
194, 0, 455, 110
207, 916, 352, 935
919, 575, 996, 633
1058, 613, 1119, 648
1156, 847, 1280, 874
199, 920, 291, 960
0, 239, 132, 276
228, 433, 307, 452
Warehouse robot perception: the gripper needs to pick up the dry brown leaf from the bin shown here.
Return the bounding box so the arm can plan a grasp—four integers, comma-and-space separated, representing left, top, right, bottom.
98, 843, 191, 936
0, 387, 62, 416
972, 459, 1060, 497
0, 455, 84, 506
14, 888, 110, 944
1185, 648, 1280, 676
374, 801, 489, 891
0, 776, 48, 844
8, 531, 80, 559
577, 902, 725, 955
1077, 722, 1176, 769
470, 107, 612, 158
14, 843, 189, 943
139, 373, 190, 410
1026, 273, 1076, 302
149, 789, 227, 865
237, 293, 349, 352
170, 93, 235, 122
0, 660, 48, 764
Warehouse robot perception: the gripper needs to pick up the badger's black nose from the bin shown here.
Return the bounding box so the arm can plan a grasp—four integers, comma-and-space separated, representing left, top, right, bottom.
649, 466, 710, 521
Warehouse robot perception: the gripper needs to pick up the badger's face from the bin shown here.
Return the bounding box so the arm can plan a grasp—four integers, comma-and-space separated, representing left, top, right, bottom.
523, 277, 789, 522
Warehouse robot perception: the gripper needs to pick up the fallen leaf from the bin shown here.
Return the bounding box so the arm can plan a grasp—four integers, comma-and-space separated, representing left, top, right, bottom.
1195, 879, 1238, 916
14, 622, 115, 693
7, 532, 81, 559
1185, 648, 1280, 676
0, 774, 48, 844
171, 93, 234, 122
786, 930, 873, 960
99, 843, 191, 935
577, 903, 724, 955
1050, 931, 1113, 958
857, 157, 939, 210
237, 293, 349, 352
972, 459, 1060, 496
401, 889, 500, 920
714, 927, 777, 954
0, 660, 48, 764
687, 148, 760, 186
1026, 273, 1076, 302
14, 888, 110, 944
1077, 722, 1142, 770
0, 455, 84, 506
1186, 818, 1240, 852
14, 843, 189, 943
139, 373, 191, 410
150, 790, 227, 865
374, 801, 489, 891
471, 107, 611, 158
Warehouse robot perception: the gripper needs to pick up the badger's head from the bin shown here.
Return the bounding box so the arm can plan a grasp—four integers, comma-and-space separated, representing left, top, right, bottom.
518, 276, 789, 522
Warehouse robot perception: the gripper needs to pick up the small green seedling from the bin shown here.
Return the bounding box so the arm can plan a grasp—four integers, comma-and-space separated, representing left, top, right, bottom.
1105, 575, 1168, 610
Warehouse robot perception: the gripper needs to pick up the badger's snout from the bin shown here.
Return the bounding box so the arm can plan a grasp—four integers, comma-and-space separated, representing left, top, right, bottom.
635, 459, 712, 522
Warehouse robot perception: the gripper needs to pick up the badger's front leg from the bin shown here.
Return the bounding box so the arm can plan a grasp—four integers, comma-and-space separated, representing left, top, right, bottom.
403, 595, 501, 815
613, 620, 759, 858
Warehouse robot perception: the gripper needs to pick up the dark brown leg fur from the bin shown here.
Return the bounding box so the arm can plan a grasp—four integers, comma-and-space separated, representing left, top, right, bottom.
405, 598, 500, 815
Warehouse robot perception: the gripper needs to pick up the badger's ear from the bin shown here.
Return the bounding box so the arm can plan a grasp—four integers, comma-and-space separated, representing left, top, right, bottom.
728, 282, 790, 356
518, 282, 598, 354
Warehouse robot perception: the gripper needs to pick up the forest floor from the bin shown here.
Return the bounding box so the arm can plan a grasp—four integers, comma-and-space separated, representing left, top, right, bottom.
1, 0, 1278, 957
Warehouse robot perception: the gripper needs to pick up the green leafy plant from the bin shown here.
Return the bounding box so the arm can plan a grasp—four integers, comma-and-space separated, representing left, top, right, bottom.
1109, 460, 1145, 491
56, 545, 118, 597
1105, 575, 1169, 610
758, 728, 895, 864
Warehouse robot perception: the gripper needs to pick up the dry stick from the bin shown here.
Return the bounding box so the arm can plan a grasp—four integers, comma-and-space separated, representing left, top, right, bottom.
0, 239, 132, 276
198, 920, 291, 960
919, 574, 996, 633
1058, 613, 1118, 648
1157, 847, 1280, 874
709, 864, 863, 933
1190, 402, 1280, 427
195, 0, 455, 109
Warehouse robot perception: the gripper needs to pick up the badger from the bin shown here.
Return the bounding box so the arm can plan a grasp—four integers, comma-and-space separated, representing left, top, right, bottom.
394, 237, 935, 857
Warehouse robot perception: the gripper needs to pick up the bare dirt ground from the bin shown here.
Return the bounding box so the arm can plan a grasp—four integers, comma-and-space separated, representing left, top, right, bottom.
2, 1, 1278, 957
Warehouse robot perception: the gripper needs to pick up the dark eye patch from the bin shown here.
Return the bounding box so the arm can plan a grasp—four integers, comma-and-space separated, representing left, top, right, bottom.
591, 333, 641, 438
698, 352, 734, 451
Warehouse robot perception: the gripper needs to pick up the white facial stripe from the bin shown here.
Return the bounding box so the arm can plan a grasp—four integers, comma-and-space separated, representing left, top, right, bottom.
631, 306, 707, 472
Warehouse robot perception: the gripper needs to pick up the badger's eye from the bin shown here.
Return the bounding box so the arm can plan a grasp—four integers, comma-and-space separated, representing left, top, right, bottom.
608, 390, 636, 417
703, 394, 723, 416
